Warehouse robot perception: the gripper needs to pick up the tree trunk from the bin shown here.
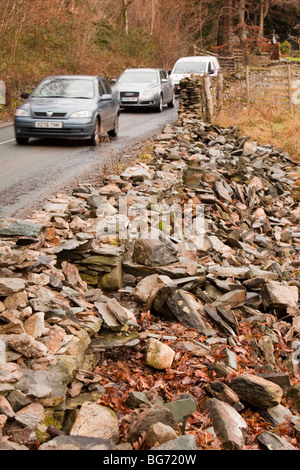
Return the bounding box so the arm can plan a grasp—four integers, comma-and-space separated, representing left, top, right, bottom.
198, 0, 203, 49
257, 0, 269, 49
237, 0, 247, 47
150, 0, 156, 35
227, 0, 233, 53
123, 0, 129, 35
222, 0, 234, 52
121, 0, 134, 35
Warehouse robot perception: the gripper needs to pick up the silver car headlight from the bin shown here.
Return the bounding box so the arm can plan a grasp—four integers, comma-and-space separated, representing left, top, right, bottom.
70, 111, 92, 118
15, 109, 30, 117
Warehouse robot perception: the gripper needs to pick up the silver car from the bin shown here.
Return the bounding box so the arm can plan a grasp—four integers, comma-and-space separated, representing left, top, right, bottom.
14, 75, 120, 145
112, 68, 175, 112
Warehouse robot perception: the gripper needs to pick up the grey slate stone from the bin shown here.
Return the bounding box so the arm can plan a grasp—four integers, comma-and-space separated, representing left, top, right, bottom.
163, 397, 197, 424
152, 434, 197, 450
39, 435, 117, 450
0, 219, 42, 238
257, 431, 298, 450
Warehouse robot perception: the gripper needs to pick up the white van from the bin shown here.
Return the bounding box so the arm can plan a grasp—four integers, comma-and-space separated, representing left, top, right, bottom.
170, 56, 220, 93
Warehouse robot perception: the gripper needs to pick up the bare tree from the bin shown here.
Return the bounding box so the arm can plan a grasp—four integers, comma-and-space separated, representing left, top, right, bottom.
120, 0, 135, 34
237, 0, 247, 47
258, 0, 269, 43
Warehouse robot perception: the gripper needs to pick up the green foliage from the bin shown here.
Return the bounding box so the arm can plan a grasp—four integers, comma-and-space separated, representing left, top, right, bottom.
95, 23, 158, 69
95, 22, 116, 50
280, 40, 291, 55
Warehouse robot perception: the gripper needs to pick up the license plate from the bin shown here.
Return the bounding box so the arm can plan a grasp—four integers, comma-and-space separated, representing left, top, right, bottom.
121, 97, 138, 102
35, 121, 63, 128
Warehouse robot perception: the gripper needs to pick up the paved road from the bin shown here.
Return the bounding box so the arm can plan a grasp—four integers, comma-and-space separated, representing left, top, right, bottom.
0, 105, 178, 219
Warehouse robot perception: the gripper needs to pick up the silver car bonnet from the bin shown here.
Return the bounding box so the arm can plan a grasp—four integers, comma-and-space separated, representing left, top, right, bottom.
114, 82, 159, 93
22, 97, 94, 114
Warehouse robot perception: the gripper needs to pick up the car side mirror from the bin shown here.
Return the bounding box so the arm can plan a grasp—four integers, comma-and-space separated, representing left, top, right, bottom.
110, 79, 117, 84
21, 92, 30, 99
168, 70, 172, 75
161, 78, 168, 83
101, 94, 112, 101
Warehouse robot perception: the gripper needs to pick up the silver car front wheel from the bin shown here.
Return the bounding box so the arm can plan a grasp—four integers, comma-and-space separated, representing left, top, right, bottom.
168, 94, 176, 108
156, 95, 163, 113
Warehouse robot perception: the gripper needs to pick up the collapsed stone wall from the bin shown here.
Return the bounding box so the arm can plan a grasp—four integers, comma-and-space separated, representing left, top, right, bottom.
0, 80, 299, 450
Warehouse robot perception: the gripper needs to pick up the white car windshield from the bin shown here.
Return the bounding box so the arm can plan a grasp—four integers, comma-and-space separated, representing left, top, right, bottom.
173, 62, 207, 74
118, 71, 159, 84
31, 78, 95, 99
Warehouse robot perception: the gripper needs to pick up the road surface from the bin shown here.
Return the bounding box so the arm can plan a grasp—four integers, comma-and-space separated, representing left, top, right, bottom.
0, 105, 178, 219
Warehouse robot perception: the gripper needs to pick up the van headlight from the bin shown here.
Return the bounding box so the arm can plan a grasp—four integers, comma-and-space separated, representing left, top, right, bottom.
70, 111, 92, 118
15, 109, 30, 117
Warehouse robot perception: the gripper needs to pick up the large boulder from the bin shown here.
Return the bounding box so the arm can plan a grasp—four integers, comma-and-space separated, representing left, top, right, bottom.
132, 238, 178, 266
231, 374, 283, 409
0, 278, 26, 296
145, 338, 175, 370
70, 402, 120, 443
166, 289, 215, 335
207, 398, 248, 450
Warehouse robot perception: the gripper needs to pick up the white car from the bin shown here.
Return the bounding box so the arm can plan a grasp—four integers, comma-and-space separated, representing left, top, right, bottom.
170, 56, 220, 93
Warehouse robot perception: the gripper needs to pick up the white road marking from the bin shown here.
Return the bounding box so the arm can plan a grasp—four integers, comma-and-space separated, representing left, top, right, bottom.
0, 139, 15, 145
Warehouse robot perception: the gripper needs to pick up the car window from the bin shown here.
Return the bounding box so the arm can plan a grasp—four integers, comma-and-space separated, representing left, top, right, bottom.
98, 80, 106, 96
101, 79, 112, 94
208, 62, 214, 73
160, 70, 167, 81
32, 78, 95, 98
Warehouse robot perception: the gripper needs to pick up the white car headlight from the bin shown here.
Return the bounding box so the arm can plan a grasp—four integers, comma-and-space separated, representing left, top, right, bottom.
141, 91, 157, 99
15, 109, 30, 117
70, 111, 92, 118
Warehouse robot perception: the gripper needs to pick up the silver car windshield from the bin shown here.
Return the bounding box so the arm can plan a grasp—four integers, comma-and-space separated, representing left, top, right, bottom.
118, 71, 159, 84
173, 62, 207, 74
31, 78, 95, 99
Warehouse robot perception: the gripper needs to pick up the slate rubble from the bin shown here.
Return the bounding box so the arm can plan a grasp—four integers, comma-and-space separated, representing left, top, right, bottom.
0, 87, 300, 449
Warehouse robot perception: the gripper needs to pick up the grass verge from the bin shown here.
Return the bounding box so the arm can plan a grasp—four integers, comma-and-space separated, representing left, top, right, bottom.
215, 102, 300, 163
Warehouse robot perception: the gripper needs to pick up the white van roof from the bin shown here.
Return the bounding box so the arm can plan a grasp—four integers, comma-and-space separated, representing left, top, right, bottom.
175, 56, 218, 63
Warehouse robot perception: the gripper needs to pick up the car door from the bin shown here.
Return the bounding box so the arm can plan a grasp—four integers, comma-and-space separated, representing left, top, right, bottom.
101, 79, 119, 127
159, 69, 173, 104
97, 79, 112, 131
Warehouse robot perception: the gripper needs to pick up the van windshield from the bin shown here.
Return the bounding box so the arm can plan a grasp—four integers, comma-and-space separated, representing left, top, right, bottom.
173, 62, 207, 74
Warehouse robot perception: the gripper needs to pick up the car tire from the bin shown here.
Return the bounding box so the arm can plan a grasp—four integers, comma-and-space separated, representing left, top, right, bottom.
90, 119, 100, 146
168, 94, 176, 108
108, 114, 119, 137
16, 137, 29, 145
156, 95, 163, 113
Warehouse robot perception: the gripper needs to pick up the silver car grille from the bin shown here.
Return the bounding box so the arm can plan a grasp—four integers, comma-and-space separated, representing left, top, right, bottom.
120, 92, 139, 98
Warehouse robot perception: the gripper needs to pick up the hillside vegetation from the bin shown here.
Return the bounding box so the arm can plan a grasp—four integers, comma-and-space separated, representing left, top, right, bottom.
1, 0, 300, 105
1, 0, 300, 161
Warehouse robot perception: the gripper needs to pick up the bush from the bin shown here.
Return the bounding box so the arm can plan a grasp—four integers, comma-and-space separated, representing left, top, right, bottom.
280, 40, 291, 56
